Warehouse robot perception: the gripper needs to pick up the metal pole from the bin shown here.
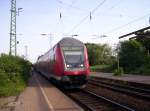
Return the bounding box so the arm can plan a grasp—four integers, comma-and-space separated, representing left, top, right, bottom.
25, 45, 28, 59
49, 34, 52, 48
10, 0, 16, 56
41, 33, 53, 49
117, 53, 120, 70
10, 0, 23, 56
117, 44, 120, 70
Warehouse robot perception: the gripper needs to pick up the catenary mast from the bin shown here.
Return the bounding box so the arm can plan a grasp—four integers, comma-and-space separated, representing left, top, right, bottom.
10, 0, 17, 56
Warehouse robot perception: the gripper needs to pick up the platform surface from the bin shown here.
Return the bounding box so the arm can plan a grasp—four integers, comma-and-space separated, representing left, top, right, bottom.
13, 72, 83, 111
90, 72, 150, 84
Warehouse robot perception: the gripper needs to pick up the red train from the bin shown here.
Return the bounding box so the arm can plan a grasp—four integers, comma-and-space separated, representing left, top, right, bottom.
35, 37, 90, 88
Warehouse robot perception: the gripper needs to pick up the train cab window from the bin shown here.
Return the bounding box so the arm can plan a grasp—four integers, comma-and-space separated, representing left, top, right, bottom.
63, 51, 84, 69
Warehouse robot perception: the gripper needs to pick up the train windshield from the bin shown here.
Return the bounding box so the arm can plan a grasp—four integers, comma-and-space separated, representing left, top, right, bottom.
63, 50, 85, 69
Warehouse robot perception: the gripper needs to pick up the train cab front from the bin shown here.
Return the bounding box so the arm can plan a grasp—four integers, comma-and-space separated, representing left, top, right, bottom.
60, 46, 90, 88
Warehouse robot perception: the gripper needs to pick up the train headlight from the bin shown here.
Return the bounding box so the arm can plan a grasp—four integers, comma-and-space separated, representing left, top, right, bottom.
66, 64, 70, 68
80, 64, 84, 67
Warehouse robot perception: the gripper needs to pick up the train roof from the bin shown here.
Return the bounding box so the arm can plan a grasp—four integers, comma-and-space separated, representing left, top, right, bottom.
36, 37, 85, 61
59, 37, 84, 47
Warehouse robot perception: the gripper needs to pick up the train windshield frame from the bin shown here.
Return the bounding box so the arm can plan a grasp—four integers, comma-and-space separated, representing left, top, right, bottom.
62, 47, 85, 70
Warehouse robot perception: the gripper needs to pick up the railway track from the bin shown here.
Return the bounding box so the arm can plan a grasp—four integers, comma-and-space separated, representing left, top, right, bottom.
50, 75, 150, 110
90, 76, 150, 90
65, 89, 135, 111
83, 77, 150, 111
88, 77, 150, 101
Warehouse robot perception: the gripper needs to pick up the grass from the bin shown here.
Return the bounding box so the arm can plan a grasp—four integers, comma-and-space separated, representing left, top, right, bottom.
0, 81, 26, 97
0, 71, 28, 97
90, 65, 114, 73
90, 64, 150, 76
113, 67, 124, 76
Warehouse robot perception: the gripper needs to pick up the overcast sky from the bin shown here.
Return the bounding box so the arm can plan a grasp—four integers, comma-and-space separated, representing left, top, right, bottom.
0, 0, 150, 62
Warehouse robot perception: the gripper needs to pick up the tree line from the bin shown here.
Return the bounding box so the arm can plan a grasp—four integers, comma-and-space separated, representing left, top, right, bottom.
85, 31, 150, 75
119, 31, 150, 74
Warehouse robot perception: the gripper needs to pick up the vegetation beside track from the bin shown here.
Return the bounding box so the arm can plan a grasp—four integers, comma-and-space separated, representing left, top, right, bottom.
86, 31, 150, 75
90, 65, 114, 73
118, 40, 150, 75
0, 54, 32, 97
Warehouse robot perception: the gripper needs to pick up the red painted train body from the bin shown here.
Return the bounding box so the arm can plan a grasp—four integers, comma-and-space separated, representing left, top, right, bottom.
35, 37, 90, 87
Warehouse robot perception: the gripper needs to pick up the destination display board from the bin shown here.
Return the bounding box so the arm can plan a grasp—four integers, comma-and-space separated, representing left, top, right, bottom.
62, 46, 84, 51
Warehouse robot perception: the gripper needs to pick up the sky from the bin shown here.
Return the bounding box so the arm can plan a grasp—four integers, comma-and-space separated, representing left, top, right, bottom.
0, 0, 150, 62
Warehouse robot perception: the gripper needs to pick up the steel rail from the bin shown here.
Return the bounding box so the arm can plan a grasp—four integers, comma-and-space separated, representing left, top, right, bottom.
90, 78, 150, 94
85, 90, 135, 111
66, 89, 135, 111
88, 80, 150, 101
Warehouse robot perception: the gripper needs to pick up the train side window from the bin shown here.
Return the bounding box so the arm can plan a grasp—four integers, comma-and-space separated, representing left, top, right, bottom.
53, 54, 55, 61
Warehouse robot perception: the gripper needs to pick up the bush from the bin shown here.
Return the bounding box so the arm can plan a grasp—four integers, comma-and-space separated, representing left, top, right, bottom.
138, 65, 150, 75
113, 67, 124, 76
0, 54, 32, 97
119, 40, 149, 75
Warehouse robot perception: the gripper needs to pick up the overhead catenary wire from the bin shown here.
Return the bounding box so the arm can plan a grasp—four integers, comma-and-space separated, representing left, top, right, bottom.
67, 0, 107, 34
55, 0, 88, 12
94, 0, 127, 18
53, 0, 149, 39
109, 0, 122, 10
54, 0, 124, 37
89, 0, 123, 39
104, 13, 150, 35
58, 0, 79, 19
52, 0, 81, 38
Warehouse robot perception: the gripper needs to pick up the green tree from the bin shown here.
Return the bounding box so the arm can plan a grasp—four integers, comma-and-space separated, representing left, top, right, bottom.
85, 43, 114, 66
135, 31, 150, 55
119, 40, 146, 72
